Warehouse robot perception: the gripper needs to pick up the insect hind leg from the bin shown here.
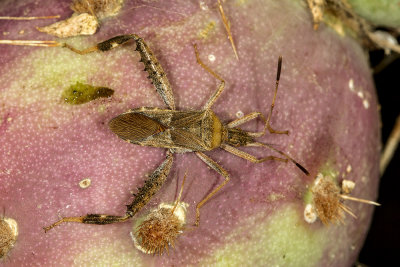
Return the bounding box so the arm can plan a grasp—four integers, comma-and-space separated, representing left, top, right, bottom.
44, 151, 174, 233
62, 34, 176, 110
43, 214, 131, 232
62, 34, 138, 55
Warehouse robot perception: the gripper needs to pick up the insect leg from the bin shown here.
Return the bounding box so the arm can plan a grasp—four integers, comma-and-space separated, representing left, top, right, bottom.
247, 142, 310, 175
220, 143, 288, 163
193, 44, 226, 110
194, 152, 230, 226
227, 112, 269, 137
62, 34, 137, 55
265, 56, 289, 135
133, 36, 175, 110
43, 151, 174, 232
62, 34, 176, 109
126, 150, 174, 216
43, 214, 131, 233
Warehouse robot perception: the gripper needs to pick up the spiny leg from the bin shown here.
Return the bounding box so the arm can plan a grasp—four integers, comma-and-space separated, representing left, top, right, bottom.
193, 44, 226, 110
195, 152, 230, 226
44, 151, 174, 232
220, 143, 288, 163
266, 56, 289, 135
43, 214, 131, 233
62, 34, 176, 110
247, 142, 310, 175
62, 34, 137, 55
126, 150, 174, 216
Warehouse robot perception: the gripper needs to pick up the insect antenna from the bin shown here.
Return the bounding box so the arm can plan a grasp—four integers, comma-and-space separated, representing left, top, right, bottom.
248, 142, 310, 175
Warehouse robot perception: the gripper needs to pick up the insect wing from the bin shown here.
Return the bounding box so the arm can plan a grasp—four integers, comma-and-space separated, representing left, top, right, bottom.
108, 112, 166, 141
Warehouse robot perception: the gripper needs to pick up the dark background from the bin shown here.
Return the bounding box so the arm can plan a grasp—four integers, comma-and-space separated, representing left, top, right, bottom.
358, 50, 400, 266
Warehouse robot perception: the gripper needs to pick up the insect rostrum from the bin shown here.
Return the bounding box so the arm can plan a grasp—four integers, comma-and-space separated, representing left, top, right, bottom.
44, 34, 309, 232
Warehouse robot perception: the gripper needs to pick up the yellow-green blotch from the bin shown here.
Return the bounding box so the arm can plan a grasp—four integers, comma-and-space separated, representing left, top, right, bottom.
72, 238, 142, 267
62, 82, 114, 105
200, 204, 327, 267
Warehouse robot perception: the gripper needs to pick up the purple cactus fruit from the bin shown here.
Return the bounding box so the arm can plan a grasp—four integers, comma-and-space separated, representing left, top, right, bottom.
0, 0, 380, 266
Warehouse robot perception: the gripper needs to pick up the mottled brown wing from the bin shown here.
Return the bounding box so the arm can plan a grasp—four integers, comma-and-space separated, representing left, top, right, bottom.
108, 112, 167, 141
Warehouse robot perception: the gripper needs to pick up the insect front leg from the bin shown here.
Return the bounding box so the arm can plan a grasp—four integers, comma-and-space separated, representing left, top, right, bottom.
62, 34, 176, 110
220, 143, 288, 163
194, 152, 230, 226
227, 112, 269, 137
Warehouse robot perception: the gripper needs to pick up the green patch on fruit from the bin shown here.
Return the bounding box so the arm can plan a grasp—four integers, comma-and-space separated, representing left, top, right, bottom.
72, 238, 141, 267
0, 38, 126, 110
62, 82, 114, 105
1, 40, 99, 107
303, 188, 313, 205
316, 161, 340, 180
30, 43, 99, 89
348, 0, 400, 28
200, 204, 327, 266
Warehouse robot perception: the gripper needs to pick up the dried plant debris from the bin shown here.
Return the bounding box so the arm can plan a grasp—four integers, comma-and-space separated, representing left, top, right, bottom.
307, 0, 325, 30
71, 0, 124, 20
37, 13, 99, 38
341, 179, 355, 194
198, 21, 216, 39
217, 0, 239, 60
79, 178, 92, 189
0, 217, 18, 260
380, 115, 400, 175
306, 0, 400, 54
37, 0, 124, 38
131, 173, 188, 255
0, 15, 60, 20
305, 173, 379, 225
367, 30, 400, 54
0, 40, 61, 47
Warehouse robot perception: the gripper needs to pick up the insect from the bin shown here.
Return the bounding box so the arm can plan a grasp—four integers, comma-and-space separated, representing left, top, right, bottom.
43, 34, 309, 232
